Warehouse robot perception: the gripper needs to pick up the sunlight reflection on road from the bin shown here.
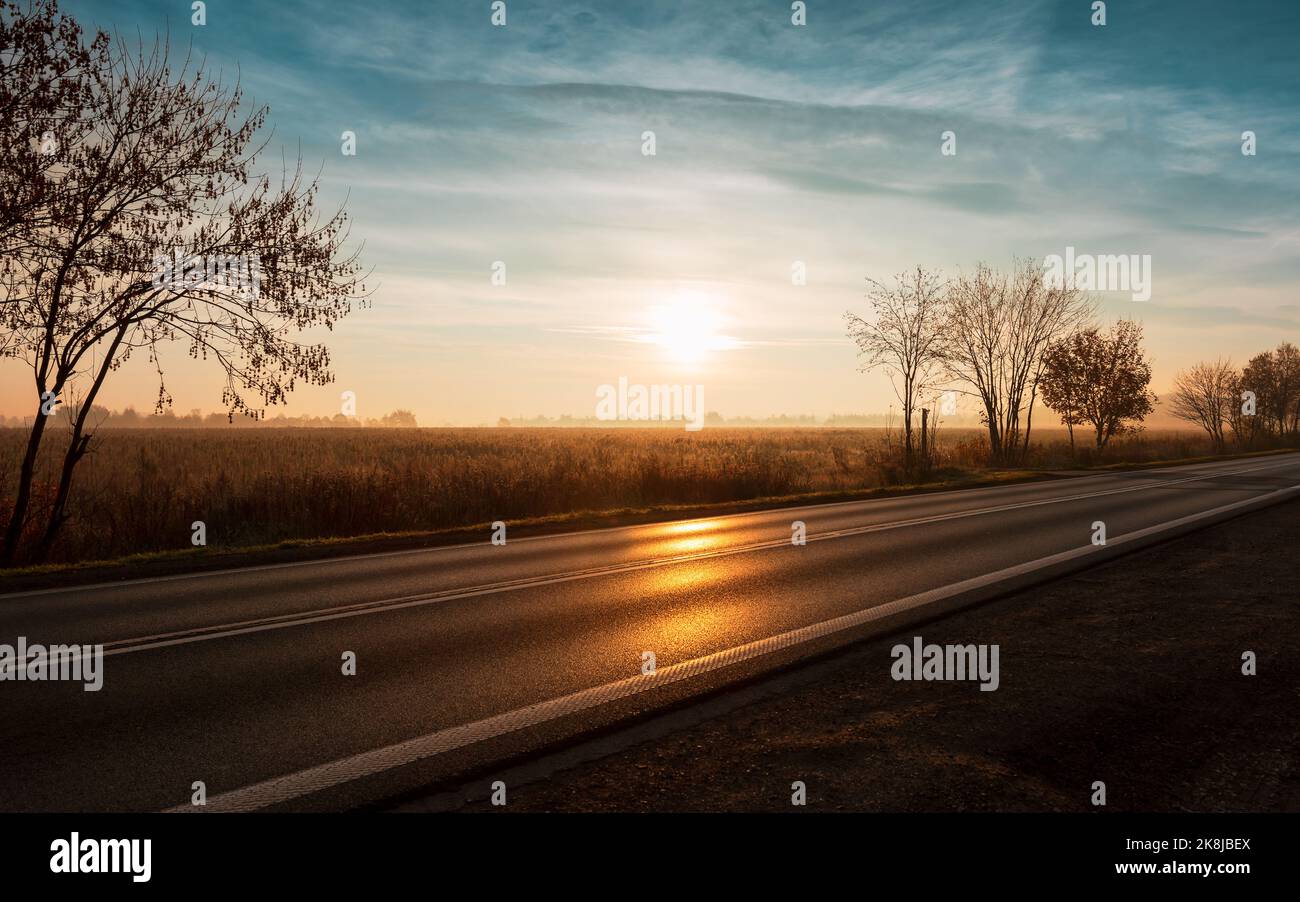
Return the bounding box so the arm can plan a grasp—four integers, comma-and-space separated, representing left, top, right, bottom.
633, 526, 751, 660
648, 519, 729, 556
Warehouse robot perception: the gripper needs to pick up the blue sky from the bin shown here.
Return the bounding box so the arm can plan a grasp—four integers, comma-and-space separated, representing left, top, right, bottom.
13, 0, 1300, 423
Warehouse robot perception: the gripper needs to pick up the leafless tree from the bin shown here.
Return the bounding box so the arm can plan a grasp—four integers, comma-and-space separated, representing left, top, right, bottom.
845, 266, 947, 468
1168, 359, 1237, 451
1, 6, 368, 564
942, 258, 1093, 465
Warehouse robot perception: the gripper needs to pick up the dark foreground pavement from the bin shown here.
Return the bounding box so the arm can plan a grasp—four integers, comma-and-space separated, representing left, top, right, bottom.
445, 496, 1300, 812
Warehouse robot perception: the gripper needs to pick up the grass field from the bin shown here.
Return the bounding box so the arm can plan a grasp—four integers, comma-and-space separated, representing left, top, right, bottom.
0, 426, 1232, 566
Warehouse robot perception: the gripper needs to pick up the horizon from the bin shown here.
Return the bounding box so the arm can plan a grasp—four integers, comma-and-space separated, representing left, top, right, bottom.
0, 401, 1198, 430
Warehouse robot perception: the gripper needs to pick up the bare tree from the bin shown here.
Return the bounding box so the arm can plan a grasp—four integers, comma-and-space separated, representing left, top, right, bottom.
845, 266, 947, 469
1168, 359, 1236, 451
1, 13, 368, 564
943, 258, 1093, 465
1040, 321, 1156, 451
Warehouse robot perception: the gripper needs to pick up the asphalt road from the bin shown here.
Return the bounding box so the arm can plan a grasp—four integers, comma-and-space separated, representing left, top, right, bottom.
2, 453, 1298, 812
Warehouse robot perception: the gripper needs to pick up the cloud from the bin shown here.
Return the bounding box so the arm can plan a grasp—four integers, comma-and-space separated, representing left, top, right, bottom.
42, 0, 1300, 423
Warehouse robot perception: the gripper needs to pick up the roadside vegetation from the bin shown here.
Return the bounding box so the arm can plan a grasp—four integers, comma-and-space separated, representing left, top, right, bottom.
0, 425, 1290, 568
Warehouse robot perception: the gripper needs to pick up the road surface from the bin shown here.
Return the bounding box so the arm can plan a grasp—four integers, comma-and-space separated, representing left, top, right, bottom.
2, 453, 1298, 811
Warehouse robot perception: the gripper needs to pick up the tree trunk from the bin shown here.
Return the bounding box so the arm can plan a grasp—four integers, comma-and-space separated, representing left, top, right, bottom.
1020, 382, 1039, 464
0, 400, 51, 566
984, 402, 1001, 467
32, 429, 93, 563
920, 407, 929, 471
902, 392, 914, 469
33, 328, 127, 562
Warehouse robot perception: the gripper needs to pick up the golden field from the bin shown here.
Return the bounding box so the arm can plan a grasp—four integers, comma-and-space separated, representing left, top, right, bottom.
0, 426, 1226, 565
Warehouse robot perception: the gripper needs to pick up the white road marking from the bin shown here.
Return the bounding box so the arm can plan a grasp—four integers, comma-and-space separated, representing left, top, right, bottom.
171, 483, 1300, 812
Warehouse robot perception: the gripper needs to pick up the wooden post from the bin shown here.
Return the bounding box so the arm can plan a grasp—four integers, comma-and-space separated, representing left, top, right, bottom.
920, 407, 929, 467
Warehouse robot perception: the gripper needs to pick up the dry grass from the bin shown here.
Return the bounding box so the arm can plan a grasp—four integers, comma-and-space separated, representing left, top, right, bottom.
0, 425, 1238, 565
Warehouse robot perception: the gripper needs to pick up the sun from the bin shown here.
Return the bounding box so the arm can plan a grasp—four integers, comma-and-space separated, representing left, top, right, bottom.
645, 295, 734, 364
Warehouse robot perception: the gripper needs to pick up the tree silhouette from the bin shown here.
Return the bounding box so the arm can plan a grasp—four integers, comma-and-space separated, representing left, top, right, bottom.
1, 2, 367, 563
1039, 321, 1156, 452
1168, 359, 1237, 452
845, 266, 947, 470
943, 259, 1093, 465
1241, 343, 1300, 439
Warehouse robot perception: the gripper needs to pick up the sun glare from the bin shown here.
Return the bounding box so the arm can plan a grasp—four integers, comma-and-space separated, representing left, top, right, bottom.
646, 295, 734, 364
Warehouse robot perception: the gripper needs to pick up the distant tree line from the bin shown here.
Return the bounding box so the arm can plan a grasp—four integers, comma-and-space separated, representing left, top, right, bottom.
491, 412, 987, 428
0, 406, 418, 429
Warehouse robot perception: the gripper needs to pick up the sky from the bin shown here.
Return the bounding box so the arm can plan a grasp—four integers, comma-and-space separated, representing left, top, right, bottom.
4, 0, 1299, 424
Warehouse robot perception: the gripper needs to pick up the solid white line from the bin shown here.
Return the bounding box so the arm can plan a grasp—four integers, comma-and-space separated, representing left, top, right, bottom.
7, 452, 1292, 601
5, 454, 1294, 675
170, 482, 1300, 812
